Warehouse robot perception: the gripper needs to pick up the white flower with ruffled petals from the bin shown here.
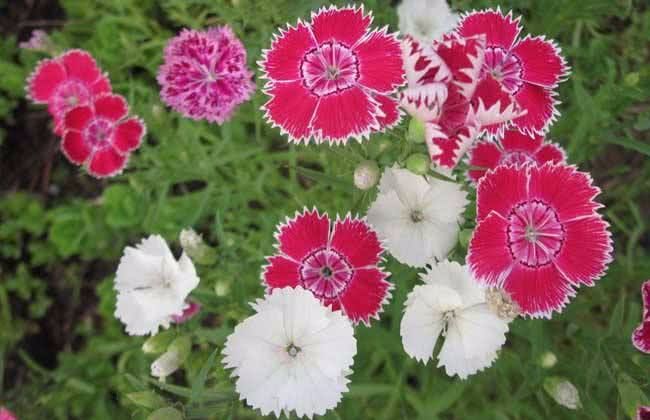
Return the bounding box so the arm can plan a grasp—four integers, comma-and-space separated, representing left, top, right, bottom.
222, 287, 356, 419
400, 260, 509, 379
366, 166, 467, 267
397, 0, 459, 43
114, 235, 200, 336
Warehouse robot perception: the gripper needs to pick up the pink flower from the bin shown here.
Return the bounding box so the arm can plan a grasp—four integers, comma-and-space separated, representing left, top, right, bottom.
62, 93, 145, 178
263, 208, 392, 325
19, 29, 51, 51
457, 8, 569, 136
467, 163, 612, 318
27, 50, 112, 135
632, 281, 650, 354
638, 406, 650, 420
0, 407, 17, 420
157, 26, 255, 124
260, 5, 405, 144
467, 129, 566, 183
171, 301, 202, 324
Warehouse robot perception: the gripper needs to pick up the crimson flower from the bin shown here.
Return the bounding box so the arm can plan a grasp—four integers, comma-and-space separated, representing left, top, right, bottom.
260, 5, 405, 144
263, 208, 392, 325
27, 50, 111, 135
62, 94, 145, 178
467, 129, 566, 183
457, 8, 569, 136
467, 163, 612, 318
632, 281, 650, 354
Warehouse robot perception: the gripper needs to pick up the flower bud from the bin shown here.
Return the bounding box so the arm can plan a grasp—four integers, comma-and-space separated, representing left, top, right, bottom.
215, 280, 230, 297
179, 228, 216, 264
171, 301, 201, 324
486, 288, 521, 320
142, 329, 176, 354
125, 391, 165, 409
150, 336, 191, 379
544, 377, 581, 410
405, 153, 430, 175
539, 351, 558, 369
407, 118, 426, 143
353, 160, 380, 190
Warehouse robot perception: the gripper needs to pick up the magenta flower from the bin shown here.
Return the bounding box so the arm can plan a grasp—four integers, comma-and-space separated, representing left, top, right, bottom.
632, 281, 650, 354
0, 407, 17, 420
157, 26, 255, 124
260, 5, 405, 144
171, 301, 202, 324
467, 129, 566, 183
467, 163, 612, 318
638, 406, 650, 420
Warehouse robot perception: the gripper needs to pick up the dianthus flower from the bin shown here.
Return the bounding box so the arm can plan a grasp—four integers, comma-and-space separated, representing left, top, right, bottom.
467, 163, 612, 318
27, 49, 111, 134
261, 5, 404, 144
467, 129, 566, 183
638, 406, 650, 420
632, 280, 650, 354
397, 0, 458, 44
158, 26, 255, 123
457, 8, 569, 136
263, 208, 391, 325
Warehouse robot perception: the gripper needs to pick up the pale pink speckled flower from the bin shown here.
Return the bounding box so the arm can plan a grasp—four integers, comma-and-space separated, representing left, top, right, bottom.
157, 26, 255, 124
19, 29, 52, 51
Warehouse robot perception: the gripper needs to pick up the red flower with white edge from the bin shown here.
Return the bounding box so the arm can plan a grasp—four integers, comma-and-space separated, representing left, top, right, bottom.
457, 8, 569, 136
27, 49, 111, 135
400, 34, 486, 168
263, 208, 392, 325
62, 94, 145, 178
632, 281, 650, 354
467, 163, 612, 318
467, 129, 566, 183
260, 5, 404, 144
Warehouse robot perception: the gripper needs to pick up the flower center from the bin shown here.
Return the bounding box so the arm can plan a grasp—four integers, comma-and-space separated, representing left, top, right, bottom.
299, 247, 353, 299
499, 150, 534, 166
483, 47, 524, 94
286, 343, 301, 358
507, 200, 565, 267
85, 118, 114, 148
410, 210, 425, 223
53, 81, 91, 115
300, 42, 360, 97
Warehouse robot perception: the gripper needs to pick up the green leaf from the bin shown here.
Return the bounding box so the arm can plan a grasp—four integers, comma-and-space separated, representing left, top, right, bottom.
126, 391, 166, 410
190, 347, 219, 403
147, 407, 184, 420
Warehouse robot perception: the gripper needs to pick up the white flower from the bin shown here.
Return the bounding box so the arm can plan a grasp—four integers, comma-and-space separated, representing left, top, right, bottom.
366, 166, 467, 267
114, 235, 200, 336
400, 260, 509, 379
222, 287, 356, 419
397, 0, 459, 43
179, 228, 203, 251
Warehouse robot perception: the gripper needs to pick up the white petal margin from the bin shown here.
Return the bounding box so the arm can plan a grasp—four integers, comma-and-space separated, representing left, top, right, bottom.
397, 0, 459, 44
222, 287, 357, 419
114, 235, 200, 336
367, 166, 468, 267
400, 260, 509, 379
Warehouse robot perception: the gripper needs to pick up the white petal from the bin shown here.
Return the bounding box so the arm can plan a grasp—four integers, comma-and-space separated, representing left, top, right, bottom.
377, 166, 430, 209
398, 0, 459, 43
420, 260, 485, 306
114, 288, 181, 336
454, 304, 508, 359
437, 321, 499, 379
137, 234, 173, 258
421, 179, 468, 224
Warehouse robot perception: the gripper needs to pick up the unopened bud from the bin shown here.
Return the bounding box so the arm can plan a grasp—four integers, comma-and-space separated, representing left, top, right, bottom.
544, 377, 581, 410
171, 301, 201, 324
539, 351, 558, 369
151, 336, 191, 379
405, 153, 429, 175
142, 329, 176, 354
486, 288, 521, 320
353, 160, 380, 190
407, 118, 426, 143
179, 228, 216, 264
126, 390, 165, 409
215, 280, 230, 297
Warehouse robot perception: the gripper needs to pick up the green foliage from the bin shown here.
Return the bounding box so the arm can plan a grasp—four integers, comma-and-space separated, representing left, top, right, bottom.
1, 0, 649, 419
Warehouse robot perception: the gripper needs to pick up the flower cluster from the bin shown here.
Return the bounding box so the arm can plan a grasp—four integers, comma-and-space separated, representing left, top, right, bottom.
27, 50, 145, 177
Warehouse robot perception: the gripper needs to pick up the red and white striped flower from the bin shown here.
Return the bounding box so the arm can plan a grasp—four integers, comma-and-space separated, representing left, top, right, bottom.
457, 8, 569, 136
263, 208, 391, 325
62, 93, 145, 178
27, 49, 111, 135
467, 129, 566, 183
467, 163, 612, 318
632, 280, 650, 354
260, 5, 405, 144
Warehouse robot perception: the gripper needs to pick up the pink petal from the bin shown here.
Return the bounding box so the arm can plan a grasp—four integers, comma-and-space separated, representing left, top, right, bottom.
633, 321, 650, 354
310, 6, 371, 46
263, 81, 319, 143
91, 74, 112, 96
534, 143, 566, 164
426, 120, 477, 169
93, 94, 128, 122
373, 94, 401, 129
0, 407, 17, 420
512, 36, 567, 88
468, 212, 515, 287
61, 131, 91, 164
311, 86, 379, 143
171, 301, 201, 323
504, 263, 574, 318
501, 129, 543, 153
476, 165, 529, 221
330, 216, 383, 268
339, 268, 391, 325
27, 59, 66, 103
554, 216, 612, 287
643, 281, 650, 319
512, 83, 557, 135
112, 118, 145, 154
353, 28, 403, 93
61, 50, 102, 84
467, 140, 502, 183
457, 9, 522, 50
63, 106, 94, 131
87, 147, 128, 178
276, 209, 329, 261
528, 163, 602, 221
638, 406, 650, 420
472, 76, 523, 134
262, 22, 316, 82
434, 34, 485, 100
263, 255, 301, 289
